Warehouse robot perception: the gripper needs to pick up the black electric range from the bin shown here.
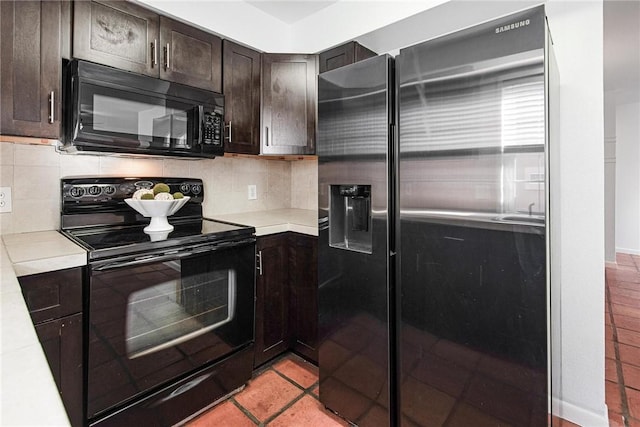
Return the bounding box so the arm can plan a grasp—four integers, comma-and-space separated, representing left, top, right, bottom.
61, 177, 257, 426
60, 176, 255, 261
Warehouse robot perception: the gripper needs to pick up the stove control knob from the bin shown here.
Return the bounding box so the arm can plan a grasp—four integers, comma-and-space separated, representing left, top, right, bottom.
88, 185, 101, 196
103, 185, 116, 196
191, 184, 202, 195
69, 186, 85, 198
180, 184, 191, 194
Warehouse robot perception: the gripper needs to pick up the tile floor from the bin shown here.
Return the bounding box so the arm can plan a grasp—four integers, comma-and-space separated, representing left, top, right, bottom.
185, 254, 640, 427
184, 353, 348, 427
606, 253, 640, 427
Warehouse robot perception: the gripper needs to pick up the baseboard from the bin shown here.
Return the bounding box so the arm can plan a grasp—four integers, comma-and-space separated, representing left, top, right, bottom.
616, 247, 640, 255
552, 397, 610, 427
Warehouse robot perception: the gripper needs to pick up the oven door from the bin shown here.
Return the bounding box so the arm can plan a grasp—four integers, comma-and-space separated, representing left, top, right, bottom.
86, 239, 255, 420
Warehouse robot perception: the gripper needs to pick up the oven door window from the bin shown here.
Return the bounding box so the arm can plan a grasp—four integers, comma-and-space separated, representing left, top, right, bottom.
125, 260, 236, 359
87, 243, 255, 419
78, 83, 197, 151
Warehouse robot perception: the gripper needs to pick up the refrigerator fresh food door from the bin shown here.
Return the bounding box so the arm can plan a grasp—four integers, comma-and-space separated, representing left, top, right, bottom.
397, 5, 549, 426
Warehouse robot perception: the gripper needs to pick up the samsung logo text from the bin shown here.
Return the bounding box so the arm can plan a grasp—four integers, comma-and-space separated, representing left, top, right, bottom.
495, 19, 530, 34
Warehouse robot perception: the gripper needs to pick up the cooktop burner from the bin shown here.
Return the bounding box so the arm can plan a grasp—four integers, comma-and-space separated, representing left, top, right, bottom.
60, 177, 255, 261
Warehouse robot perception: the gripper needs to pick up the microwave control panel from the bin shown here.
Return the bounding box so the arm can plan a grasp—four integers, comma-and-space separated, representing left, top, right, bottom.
203, 112, 222, 148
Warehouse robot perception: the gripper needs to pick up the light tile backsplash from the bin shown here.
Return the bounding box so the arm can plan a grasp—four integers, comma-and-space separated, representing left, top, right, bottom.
0, 141, 319, 234
291, 159, 318, 210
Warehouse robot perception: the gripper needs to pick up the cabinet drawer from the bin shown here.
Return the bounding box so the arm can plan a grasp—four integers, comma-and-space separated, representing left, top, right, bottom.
19, 267, 83, 323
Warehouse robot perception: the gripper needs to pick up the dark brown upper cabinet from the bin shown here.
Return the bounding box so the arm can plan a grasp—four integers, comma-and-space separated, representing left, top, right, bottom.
74, 2, 222, 92
223, 40, 261, 154
319, 41, 377, 73
73, 1, 159, 77
262, 54, 317, 155
159, 17, 222, 92
1, 0, 62, 138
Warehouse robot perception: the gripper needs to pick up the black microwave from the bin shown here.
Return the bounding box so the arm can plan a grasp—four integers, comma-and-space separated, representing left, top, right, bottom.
62, 60, 224, 158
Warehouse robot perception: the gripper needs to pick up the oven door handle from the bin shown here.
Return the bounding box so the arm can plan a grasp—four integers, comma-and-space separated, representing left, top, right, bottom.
92, 251, 195, 271
91, 238, 255, 271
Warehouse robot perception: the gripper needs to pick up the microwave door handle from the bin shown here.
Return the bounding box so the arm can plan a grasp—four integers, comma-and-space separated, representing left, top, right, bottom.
70, 75, 80, 139
196, 105, 204, 147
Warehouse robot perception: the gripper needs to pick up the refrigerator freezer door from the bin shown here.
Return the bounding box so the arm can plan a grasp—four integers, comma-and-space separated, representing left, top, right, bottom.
317, 55, 394, 426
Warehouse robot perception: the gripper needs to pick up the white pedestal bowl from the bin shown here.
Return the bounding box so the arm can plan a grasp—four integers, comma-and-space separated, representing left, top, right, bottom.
124, 197, 190, 241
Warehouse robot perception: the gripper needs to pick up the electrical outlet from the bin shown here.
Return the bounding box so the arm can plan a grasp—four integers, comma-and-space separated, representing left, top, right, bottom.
0, 187, 12, 213
248, 185, 257, 200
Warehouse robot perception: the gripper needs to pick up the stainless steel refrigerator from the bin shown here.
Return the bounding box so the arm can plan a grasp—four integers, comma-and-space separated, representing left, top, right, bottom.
318, 5, 555, 426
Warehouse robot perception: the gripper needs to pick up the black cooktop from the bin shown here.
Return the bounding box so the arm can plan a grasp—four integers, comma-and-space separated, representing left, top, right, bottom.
63, 218, 254, 261
60, 177, 255, 261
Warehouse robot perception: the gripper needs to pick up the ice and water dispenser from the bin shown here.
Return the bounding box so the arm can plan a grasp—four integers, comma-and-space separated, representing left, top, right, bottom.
329, 185, 372, 254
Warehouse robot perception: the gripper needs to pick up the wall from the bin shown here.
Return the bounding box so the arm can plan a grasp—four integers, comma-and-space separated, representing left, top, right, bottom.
615, 101, 640, 254
604, 92, 617, 263
288, 1, 448, 53
0, 142, 297, 234
545, 1, 607, 425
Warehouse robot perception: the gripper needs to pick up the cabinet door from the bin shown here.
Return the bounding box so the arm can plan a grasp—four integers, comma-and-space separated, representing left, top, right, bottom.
222, 40, 261, 154
319, 43, 355, 73
254, 234, 290, 367
262, 54, 317, 155
0, 0, 61, 138
19, 267, 83, 324
73, 0, 159, 77
289, 234, 318, 363
159, 17, 222, 92
319, 41, 377, 73
36, 313, 83, 427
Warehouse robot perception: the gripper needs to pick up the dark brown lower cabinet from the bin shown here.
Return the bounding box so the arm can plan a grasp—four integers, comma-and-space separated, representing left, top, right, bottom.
254, 233, 290, 367
18, 267, 84, 427
289, 234, 318, 363
35, 313, 83, 427
254, 233, 318, 368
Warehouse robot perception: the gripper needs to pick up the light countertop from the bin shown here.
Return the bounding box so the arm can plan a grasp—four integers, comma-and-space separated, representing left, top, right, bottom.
3, 230, 88, 277
1, 231, 86, 426
208, 208, 318, 237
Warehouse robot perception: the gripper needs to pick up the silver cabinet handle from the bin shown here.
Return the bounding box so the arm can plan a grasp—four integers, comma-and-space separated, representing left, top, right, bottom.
164, 43, 170, 70
151, 39, 157, 67
225, 121, 232, 142
48, 91, 54, 123
256, 250, 263, 276
265, 126, 270, 146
